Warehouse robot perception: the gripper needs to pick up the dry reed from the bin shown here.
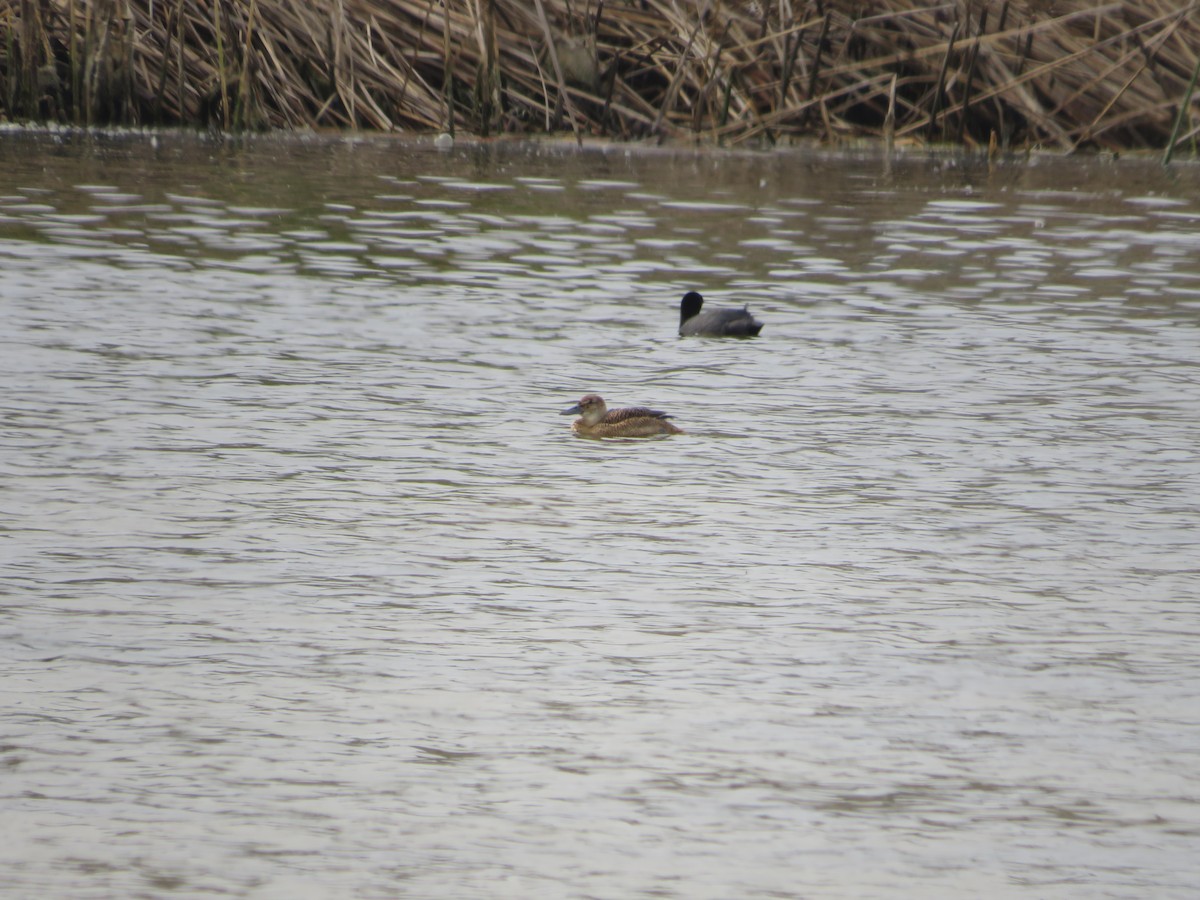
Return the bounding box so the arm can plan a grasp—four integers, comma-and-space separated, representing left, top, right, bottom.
1, 0, 1197, 153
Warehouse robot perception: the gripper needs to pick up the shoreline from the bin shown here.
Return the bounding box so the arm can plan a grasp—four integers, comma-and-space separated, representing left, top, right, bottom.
0, 118, 1180, 168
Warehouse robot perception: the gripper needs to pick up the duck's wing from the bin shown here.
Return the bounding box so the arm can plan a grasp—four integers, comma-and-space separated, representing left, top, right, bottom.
720, 307, 763, 335
682, 306, 763, 336
602, 406, 674, 423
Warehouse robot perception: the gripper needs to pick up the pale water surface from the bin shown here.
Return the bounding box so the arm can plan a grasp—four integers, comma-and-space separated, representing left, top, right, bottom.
2, 130, 1199, 898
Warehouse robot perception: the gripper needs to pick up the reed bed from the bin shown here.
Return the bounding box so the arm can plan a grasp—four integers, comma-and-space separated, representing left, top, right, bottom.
1, 0, 1198, 152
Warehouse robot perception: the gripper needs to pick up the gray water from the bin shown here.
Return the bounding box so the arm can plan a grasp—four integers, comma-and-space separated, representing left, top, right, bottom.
2, 130, 1199, 899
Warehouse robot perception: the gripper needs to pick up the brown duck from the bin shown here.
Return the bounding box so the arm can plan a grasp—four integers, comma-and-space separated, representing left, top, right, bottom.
560, 394, 684, 438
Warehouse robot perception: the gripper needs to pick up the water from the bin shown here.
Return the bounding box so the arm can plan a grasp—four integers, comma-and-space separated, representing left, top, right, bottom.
2, 129, 1199, 898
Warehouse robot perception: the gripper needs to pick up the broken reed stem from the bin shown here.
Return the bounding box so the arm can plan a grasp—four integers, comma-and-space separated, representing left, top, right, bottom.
957, 7, 986, 144
4, 17, 13, 118
1164, 50, 1200, 165
929, 19, 959, 140
213, 0, 228, 129
234, 0, 258, 129
67, 0, 79, 120
779, 28, 802, 110
18, 0, 34, 114
472, 0, 500, 136
122, 0, 134, 122
1016, 27, 1033, 78
719, 67, 734, 135
884, 70, 896, 153
175, 0, 183, 121
532, 0, 582, 145
80, 0, 93, 124
153, 0, 174, 120
441, 0, 453, 134
805, 12, 830, 105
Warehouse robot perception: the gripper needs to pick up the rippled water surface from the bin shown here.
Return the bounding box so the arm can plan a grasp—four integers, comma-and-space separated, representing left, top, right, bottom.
3, 130, 1200, 898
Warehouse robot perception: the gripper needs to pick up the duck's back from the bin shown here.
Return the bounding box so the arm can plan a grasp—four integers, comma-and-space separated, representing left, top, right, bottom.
576, 406, 683, 437
681, 306, 763, 337
601, 406, 672, 424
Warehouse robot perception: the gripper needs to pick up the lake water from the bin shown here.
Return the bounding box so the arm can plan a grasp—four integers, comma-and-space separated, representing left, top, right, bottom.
2, 129, 1199, 898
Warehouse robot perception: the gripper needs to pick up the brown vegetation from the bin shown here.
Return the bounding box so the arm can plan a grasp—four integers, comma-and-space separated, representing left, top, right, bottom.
1, 0, 1198, 152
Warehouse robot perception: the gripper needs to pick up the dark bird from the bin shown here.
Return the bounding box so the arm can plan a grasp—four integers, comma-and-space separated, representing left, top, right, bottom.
678, 291, 763, 337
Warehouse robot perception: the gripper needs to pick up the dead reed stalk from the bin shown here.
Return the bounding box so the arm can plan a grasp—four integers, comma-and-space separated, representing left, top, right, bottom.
0, 0, 1196, 152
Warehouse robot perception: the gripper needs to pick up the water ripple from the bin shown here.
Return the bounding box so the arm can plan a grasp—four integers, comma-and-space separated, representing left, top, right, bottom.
2, 133, 1199, 899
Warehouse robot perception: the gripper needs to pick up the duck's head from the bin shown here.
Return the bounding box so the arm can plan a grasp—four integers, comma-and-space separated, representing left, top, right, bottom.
561, 394, 607, 425
680, 291, 705, 323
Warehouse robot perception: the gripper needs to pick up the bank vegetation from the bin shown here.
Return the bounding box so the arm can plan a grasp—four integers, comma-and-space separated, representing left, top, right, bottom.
1, 0, 1198, 153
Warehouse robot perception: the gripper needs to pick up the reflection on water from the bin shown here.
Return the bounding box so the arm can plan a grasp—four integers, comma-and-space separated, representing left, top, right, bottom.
3, 131, 1199, 898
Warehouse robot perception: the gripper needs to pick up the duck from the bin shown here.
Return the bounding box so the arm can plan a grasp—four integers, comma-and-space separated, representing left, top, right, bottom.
678, 291, 763, 337
560, 394, 684, 438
